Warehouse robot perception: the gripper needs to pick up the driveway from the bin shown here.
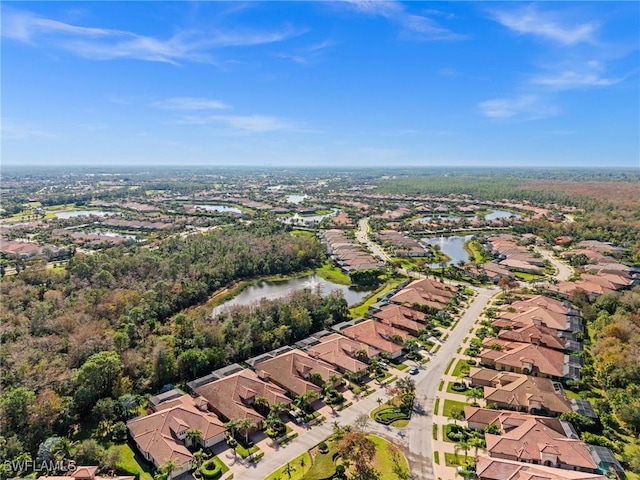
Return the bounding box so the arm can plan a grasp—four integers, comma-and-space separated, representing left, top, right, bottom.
230, 285, 497, 480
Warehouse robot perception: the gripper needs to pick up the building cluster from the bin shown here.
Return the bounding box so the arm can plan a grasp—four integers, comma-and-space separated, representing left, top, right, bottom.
374, 230, 428, 257
320, 229, 384, 271
486, 234, 546, 275
466, 291, 625, 479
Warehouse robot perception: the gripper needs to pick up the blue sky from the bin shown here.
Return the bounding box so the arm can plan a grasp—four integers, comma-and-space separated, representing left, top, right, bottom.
2, 1, 639, 168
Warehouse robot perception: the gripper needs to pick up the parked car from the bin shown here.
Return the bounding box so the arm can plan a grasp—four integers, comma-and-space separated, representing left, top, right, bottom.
379, 362, 389, 370
409, 366, 419, 375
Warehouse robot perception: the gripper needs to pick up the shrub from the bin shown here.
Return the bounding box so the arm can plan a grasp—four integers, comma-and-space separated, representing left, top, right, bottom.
318, 441, 329, 454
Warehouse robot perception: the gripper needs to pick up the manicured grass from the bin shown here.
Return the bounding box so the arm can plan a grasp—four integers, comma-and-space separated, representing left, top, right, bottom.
514, 271, 545, 282
434, 398, 440, 415
292, 229, 315, 238
349, 278, 406, 318
264, 452, 312, 480
446, 381, 469, 395
235, 442, 259, 459
438, 380, 444, 391
304, 442, 338, 480
200, 456, 228, 479
392, 362, 409, 371
451, 359, 471, 378
442, 399, 468, 418
444, 358, 455, 375
444, 452, 474, 467
433, 451, 440, 465
369, 435, 410, 480
316, 262, 352, 285
432, 423, 438, 440
115, 444, 154, 480
563, 389, 583, 400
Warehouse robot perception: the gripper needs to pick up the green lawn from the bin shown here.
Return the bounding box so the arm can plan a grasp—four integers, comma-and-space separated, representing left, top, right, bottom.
304, 442, 338, 480
451, 359, 471, 378
434, 398, 440, 416
446, 381, 469, 395
514, 271, 545, 282
445, 452, 474, 467
349, 278, 406, 318
316, 263, 352, 285
115, 444, 154, 480
235, 442, 260, 459
442, 399, 468, 418
444, 359, 455, 375
369, 435, 410, 479
265, 452, 312, 480
433, 451, 440, 465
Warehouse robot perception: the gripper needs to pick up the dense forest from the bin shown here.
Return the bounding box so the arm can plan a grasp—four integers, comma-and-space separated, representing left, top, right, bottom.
0, 221, 336, 455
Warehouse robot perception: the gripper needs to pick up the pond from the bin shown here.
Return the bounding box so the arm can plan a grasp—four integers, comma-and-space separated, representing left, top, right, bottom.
212, 274, 373, 316
55, 210, 116, 219
282, 208, 339, 225
286, 194, 308, 204
485, 209, 521, 220
417, 215, 461, 222
195, 205, 242, 214
88, 230, 140, 240
421, 235, 474, 266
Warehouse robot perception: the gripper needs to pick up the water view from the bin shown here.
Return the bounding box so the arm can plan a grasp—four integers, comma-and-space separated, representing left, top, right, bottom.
195, 205, 242, 214
282, 208, 339, 225
212, 274, 372, 316
417, 215, 461, 222
286, 194, 308, 204
422, 234, 474, 266
485, 209, 521, 220
55, 210, 116, 219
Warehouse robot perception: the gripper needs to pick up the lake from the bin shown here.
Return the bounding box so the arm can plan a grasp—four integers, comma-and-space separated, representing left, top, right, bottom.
417, 215, 461, 222
286, 194, 308, 204
212, 274, 373, 316
55, 210, 116, 219
485, 209, 521, 220
422, 234, 474, 266
195, 205, 242, 214
282, 208, 339, 225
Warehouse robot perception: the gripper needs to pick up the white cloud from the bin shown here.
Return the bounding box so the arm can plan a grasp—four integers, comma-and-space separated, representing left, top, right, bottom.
491, 5, 597, 45
152, 97, 229, 110
342, 0, 464, 41
531, 61, 626, 90
275, 38, 334, 65
1, 118, 57, 139
1, 7, 302, 65
478, 95, 558, 120
175, 114, 302, 133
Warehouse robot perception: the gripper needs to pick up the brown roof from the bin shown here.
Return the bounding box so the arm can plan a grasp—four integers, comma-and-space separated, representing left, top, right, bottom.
307, 333, 379, 374
480, 342, 566, 378
127, 395, 225, 469
40, 466, 135, 480
498, 306, 570, 332
476, 456, 606, 480
497, 323, 566, 351
341, 319, 408, 356
486, 418, 597, 470
194, 369, 290, 424
255, 349, 340, 397
374, 304, 427, 333
470, 368, 572, 415
464, 407, 564, 434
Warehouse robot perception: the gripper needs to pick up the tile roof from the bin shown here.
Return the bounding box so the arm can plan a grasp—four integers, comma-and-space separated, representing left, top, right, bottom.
476, 455, 606, 480
254, 349, 340, 397
485, 418, 597, 470
340, 319, 408, 356
306, 333, 379, 374
480, 342, 567, 378
127, 396, 225, 470
194, 369, 290, 424
373, 304, 428, 333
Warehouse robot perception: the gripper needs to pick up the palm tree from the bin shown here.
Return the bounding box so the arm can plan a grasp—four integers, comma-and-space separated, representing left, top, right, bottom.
52, 437, 76, 463
294, 390, 317, 413
161, 459, 178, 479
465, 387, 483, 406
192, 449, 205, 471
269, 401, 288, 419
237, 418, 254, 445
224, 419, 239, 441
448, 406, 464, 426
253, 396, 269, 416
284, 462, 294, 479
470, 436, 485, 457
454, 439, 472, 464
376, 398, 383, 408
185, 429, 202, 448
355, 349, 369, 361
396, 376, 416, 396
309, 371, 323, 386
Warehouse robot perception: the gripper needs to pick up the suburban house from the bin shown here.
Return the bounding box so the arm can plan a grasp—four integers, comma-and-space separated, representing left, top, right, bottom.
339, 319, 408, 358
43, 466, 135, 480
372, 304, 428, 335
127, 395, 226, 478
390, 278, 458, 310
253, 349, 341, 397
496, 303, 583, 335
193, 369, 291, 429
469, 368, 572, 416
496, 323, 578, 352
479, 341, 581, 381
306, 333, 380, 378
475, 456, 607, 480
464, 407, 578, 439
485, 417, 599, 473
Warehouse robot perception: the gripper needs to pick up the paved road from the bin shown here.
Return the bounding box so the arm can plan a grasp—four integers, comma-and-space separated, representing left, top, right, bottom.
536, 247, 573, 282
232, 285, 497, 480
356, 217, 391, 262
404, 286, 496, 479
